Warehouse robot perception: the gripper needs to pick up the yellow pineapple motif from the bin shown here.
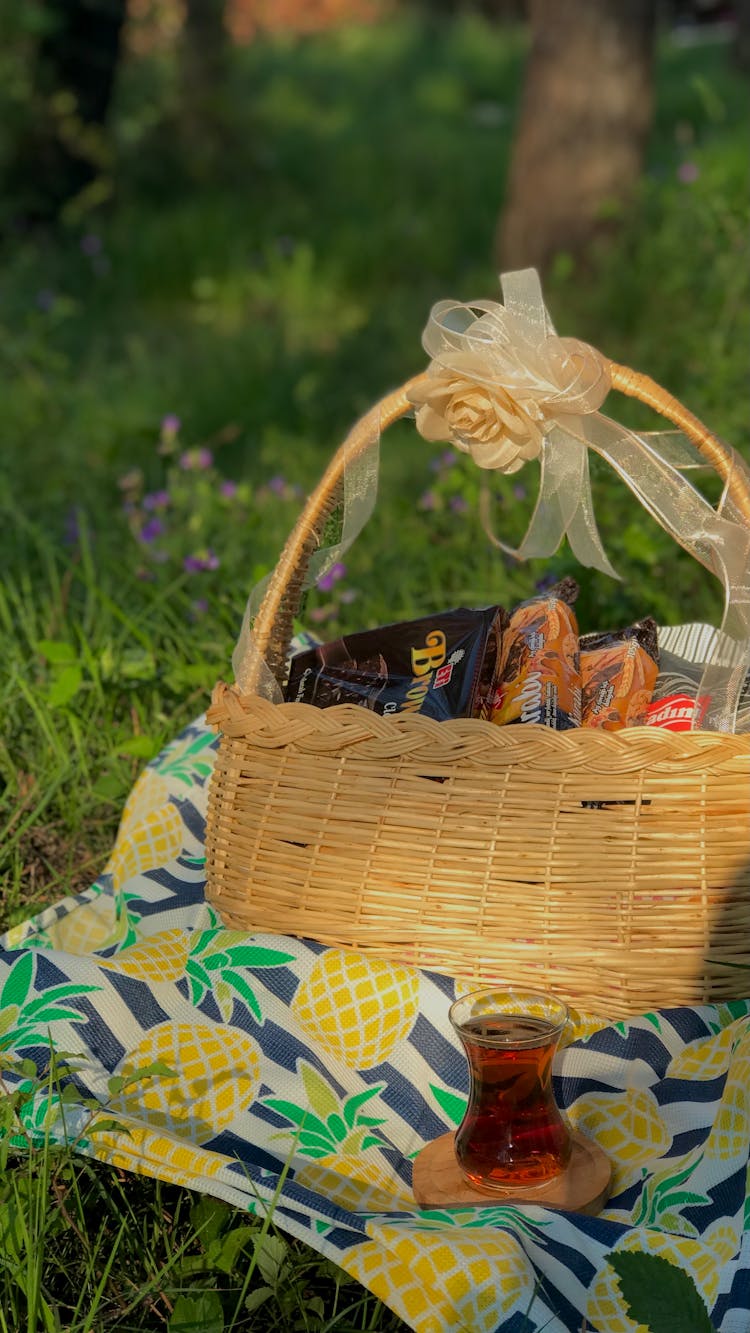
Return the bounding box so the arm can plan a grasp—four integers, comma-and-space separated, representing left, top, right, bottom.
106, 803, 183, 892
703, 1218, 741, 1266
2, 921, 33, 950
562, 1006, 609, 1047
343, 1221, 533, 1333
568, 1087, 672, 1192
93, 1114, 234, 1187
296, 1155, 414, 1213
704, 1022, 750, 1162
47, 894, 119, 955
118, 770, 170, 834
108, 1021, 261, 1141
667, 1018, 750, 1081
586, 1229, 722, 1332
291, 951, 420, 1070
99, 929, 192, 983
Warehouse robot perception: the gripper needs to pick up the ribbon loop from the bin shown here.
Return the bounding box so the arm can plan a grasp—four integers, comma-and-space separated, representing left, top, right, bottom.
411, 270, 750, 732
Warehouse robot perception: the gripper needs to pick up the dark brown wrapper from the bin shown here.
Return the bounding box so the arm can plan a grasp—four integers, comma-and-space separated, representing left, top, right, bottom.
284, 606, 508, 722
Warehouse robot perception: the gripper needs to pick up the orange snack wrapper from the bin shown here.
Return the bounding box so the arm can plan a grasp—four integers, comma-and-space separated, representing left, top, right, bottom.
491, 577, 581, 731
580, 617, 660, 730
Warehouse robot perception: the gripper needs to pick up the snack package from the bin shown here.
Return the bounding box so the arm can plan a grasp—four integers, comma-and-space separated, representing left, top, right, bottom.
284, 606, 508, 722
580, 617, 660, 730
646, 624, 750, 732
490, 577, 581, 731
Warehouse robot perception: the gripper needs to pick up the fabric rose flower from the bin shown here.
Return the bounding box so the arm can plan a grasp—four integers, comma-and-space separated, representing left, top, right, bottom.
410, 292, 611, 476
409, 354, 545, 473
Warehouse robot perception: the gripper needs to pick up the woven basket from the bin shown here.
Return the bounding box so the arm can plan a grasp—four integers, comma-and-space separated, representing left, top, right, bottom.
205, 360, 750, 1018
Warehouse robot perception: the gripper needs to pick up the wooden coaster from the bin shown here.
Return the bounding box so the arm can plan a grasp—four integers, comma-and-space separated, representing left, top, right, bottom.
413, 1131, 611, 1216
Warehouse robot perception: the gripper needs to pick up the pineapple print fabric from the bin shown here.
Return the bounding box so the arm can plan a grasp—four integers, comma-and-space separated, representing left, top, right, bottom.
2, 714, 750, 1332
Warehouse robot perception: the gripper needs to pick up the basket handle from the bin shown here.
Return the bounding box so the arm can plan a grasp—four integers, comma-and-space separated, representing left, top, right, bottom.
238, 363, 750, 695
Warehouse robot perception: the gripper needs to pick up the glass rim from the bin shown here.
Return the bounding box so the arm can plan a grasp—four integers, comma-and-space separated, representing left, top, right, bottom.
448, 986, 569, 1047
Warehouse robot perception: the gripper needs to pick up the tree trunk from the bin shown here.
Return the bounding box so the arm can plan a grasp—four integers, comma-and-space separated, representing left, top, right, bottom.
179, 0, 229, 179
734, 0, 750, 72
496, 0, 657, 273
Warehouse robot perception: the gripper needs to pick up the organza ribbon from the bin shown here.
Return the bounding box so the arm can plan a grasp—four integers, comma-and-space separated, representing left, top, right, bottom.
413, 269, 750, 732
232, 433, 381, 700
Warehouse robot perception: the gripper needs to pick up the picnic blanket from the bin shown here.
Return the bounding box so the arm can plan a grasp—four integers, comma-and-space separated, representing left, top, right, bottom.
2, 714, 750, 1332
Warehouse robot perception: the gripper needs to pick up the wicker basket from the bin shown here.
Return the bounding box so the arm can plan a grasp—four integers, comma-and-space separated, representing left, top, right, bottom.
205, 359, 750, 1018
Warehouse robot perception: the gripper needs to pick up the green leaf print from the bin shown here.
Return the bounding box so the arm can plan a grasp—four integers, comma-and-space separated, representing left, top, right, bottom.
632, 1153, 707, 1228
326, 1113, 348, 1141
1, 952, 34, 1009
263, 1100, 330, 1139
644, 1012, 663, 1033
342, 1085, 386, 1128
656, 1211, 699, 1238
296, 1130, 337, 1154
301, 1063, 340, 1120
22, 984, 100, 1017
429, 1083, 467, 1126
222, 970, 262, 1022
606, 1251, 716, 1333
263, 1078, 389, 1159
184, 932, 293, 1022
0, 959, 102, 1055
223, 946, 295, 969
390, 1205, 552, 1238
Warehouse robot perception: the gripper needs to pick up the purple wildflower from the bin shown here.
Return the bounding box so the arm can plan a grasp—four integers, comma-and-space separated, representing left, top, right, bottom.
441, 448, 456, 469
220, 479, 238, 499
677, 161, 700, 184
140, 517, 165, 543
161, 413, 181, 436
512, 483, 527, 502
316, 561, 347, 593
267, 474, 286, 495
143, 489, 171, 511
449, 494, 469, 514
63, 507, 81, 548
418, 489, 439, 512
309, 604, 336, 624
80, 233, 102, 256
190, 598, 209, 620
183, 549, 220, 573
180, 447, 213, 471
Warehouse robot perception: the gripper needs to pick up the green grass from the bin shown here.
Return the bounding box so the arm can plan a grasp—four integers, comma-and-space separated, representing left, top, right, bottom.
1, 10, 749, 1329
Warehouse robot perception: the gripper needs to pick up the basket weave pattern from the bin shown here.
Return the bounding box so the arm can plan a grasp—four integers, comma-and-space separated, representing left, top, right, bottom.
205, 362, 750, 1018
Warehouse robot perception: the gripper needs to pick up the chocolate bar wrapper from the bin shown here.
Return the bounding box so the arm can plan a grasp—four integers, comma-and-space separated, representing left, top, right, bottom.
284, 606, 508, 722
490, 577, 581, 731
580, 617, 659, 730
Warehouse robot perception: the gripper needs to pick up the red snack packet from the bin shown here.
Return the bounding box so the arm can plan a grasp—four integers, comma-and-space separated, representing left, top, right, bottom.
284, 606, 508, 722
580, 618, 660, 730
490, 577, 581, 731
646, 624, 750, 732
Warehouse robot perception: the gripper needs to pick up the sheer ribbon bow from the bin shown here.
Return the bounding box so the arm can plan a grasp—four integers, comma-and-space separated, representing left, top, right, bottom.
410, 269, 750, 732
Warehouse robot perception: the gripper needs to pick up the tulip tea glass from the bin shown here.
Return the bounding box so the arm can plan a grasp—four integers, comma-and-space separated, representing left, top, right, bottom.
449, 987, 572, 1191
